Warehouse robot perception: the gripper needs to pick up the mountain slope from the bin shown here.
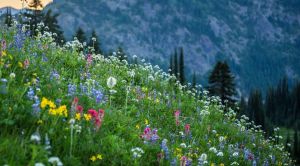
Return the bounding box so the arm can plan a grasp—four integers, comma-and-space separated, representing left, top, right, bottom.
46, 0, 300, 94
0, 22, 293, 165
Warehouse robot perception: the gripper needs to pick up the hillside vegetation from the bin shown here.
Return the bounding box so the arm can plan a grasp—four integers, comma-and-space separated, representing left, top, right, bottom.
0, 24, 294, 165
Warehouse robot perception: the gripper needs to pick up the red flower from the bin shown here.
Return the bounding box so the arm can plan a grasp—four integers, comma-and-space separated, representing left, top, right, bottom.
88, 109, 98, 117
185, 124, 190, 135
76, 105, 83, 113
73, 97, 79, 104
174, 110, 180, 126
24, 59, 30, 68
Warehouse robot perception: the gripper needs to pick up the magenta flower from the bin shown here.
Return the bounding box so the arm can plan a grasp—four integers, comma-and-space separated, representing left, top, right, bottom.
174, 110, 180, 126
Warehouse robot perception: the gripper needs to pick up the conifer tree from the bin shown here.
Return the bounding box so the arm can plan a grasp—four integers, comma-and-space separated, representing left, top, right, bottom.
208, 61, 236, 106
4, 8, 12, 27
265, 87, 276, 123
248, 89, 265, 129
116, 47, 126, 61
239, 96, 247, 117
192, 72, 197, 88
43, 9, 64, 44
169, 54, 174, 75
174, 49, 178, 79
88, 30, 102, 54
179, 47, 185, 84
74, 27, 87, 44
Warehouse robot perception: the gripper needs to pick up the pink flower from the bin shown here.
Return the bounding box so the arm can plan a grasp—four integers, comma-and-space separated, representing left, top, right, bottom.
88, 109, 98, 117
24, 59, 30, 69
87, 54, 93, 65
174, 110, 180, 126
73, 97, 79, 104
76, 105, 83, 113
185, 124, 190, 135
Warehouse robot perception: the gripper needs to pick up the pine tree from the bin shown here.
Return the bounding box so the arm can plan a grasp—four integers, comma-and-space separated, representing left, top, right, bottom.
248, 89, 265, 129
265, 87, 276, 123
192, 72, 197, 88
43, 9, 64, 44
179, 47, 185, 84
88, 30, 102, 54
116, 47, 126, 61
208, 61, 236, 106
239, 96, 247, 117
169, 54, 174, 75
74, 27, 87, 44
4, 7, 12, 27
174, 49, 178, 79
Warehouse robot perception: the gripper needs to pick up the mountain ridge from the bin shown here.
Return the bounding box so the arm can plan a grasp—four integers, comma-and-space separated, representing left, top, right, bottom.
44, 0, 300, 94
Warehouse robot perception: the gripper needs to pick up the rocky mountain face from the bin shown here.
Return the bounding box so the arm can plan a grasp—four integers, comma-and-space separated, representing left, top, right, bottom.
45, 0, 300, 94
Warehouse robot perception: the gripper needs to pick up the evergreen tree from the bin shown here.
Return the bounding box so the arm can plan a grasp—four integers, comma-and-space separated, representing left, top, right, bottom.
275, 77, 290, 125
239, 96, 247, 117
174, 49, 178, 79
208, 61, 236, 106
292, 82, 300, 129
169, 54, 174, 75
74, 27, 87, 44
116, 47, 126, 61
4, 7, 12, 27
179, 47, 185, 84
88, 30, 102, 54
43, 9, 64, 44
192, 72, 197, 88
265, 87, 276, 123
248, 90, 265, 129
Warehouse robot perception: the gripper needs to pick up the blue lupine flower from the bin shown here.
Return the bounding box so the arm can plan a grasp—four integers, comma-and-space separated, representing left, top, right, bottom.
32, 97, 41, 116
68, 84, 77, 96
161, 139, 169, 160
186, 159, 192, 166
170, 158, 177, 166
27, 87, 35, 100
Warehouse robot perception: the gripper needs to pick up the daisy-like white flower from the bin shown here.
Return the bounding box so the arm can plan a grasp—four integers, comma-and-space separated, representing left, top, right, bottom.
107, 77, 117, 89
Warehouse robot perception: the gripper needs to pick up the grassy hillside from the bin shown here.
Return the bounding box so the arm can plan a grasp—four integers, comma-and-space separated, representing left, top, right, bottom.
0, 24, 294, 165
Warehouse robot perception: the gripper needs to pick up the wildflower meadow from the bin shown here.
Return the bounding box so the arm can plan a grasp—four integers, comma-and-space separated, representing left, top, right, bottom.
0, 23, 295, 165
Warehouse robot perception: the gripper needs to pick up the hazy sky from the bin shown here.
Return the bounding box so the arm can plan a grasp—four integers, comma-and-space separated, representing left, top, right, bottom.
0, 0, 53, 9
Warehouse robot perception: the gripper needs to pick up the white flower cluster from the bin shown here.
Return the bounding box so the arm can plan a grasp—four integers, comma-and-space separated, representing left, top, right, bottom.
131, 147, 144, 159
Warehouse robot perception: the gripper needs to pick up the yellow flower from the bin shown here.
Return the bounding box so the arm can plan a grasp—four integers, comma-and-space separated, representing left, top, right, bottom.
48, 100, 56, 109
84, 114, 92, 121
96, 154, 103, 160
37, 120, 43, 125
220, 163, 224, 166
135, 124, 140, 129
75, 113, 81, 120
41, 97, 48, 109
18, 62, 23, 68
145, 119, 149, 125
2, 51, 6, 56
49, 108, 57, 115
211, 164, 215, 166
90, 156, 96, 162
57, 105, 67, 116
